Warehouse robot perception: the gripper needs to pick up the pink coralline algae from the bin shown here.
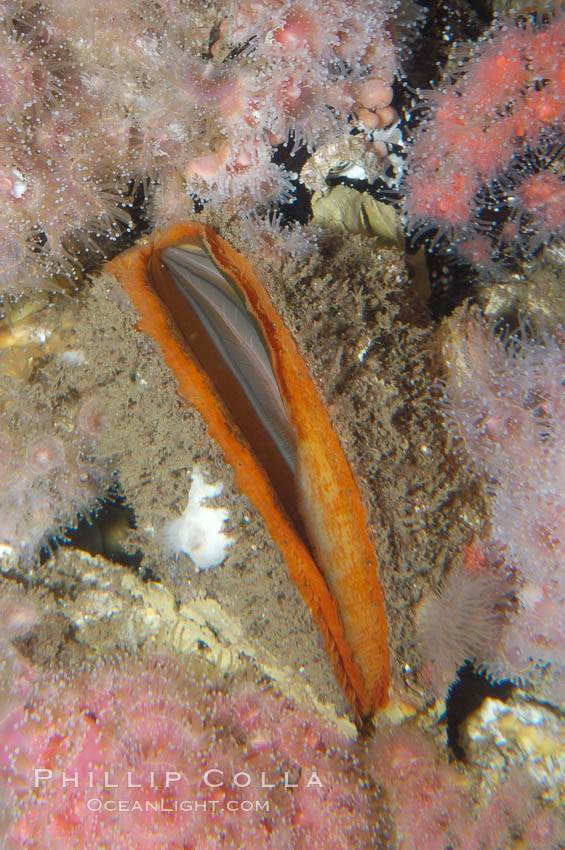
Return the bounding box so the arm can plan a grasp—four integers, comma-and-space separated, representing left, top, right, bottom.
403, 13, 565, 269
0, 654, 381, 850
0, 0, 398, 292
419, 310, 565, 704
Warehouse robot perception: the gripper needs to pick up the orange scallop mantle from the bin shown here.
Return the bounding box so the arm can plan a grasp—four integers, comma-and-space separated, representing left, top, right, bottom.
105, 222, 390, 719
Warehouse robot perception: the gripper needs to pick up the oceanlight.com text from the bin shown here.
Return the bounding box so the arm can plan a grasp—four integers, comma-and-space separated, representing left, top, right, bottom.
86, 798, 270, 813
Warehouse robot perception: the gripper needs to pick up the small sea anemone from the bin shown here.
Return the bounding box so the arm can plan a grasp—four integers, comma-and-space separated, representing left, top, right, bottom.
239, 211, 320, 268
0, 593, 39, 642
504, 136, 565, 256
0, 390, 111, 561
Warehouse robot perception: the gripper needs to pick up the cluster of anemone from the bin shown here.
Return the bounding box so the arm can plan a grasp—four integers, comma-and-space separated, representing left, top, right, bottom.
0, 652, 380, 849
0, 635, 561, 850
417, 310, 565, 705
0, 389, 111, 560
367, 724, 562, 850
403, 12, 564, 270
0, 0, 398, 293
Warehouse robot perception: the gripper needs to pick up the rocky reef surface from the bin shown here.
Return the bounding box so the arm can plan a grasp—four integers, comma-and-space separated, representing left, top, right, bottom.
0, 0, 563, 846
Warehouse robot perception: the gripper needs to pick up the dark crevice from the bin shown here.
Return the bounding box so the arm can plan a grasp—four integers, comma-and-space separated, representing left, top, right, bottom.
46, 482, 143, 569
445, 662, 515, 760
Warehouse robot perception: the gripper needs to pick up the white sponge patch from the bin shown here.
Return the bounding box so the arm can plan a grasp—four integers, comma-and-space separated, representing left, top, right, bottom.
164, 470, 233, 570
